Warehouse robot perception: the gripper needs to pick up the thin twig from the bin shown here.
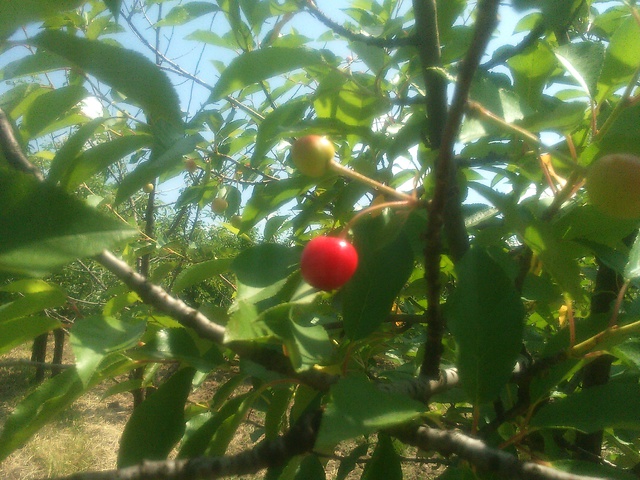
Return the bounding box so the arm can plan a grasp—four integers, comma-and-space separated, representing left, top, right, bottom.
303, 0, 416, 48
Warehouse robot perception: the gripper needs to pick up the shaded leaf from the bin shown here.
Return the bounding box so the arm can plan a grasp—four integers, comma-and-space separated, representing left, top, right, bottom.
23, 85, 88, 138
316, 375, 423, 449
0, 169, 136, 276
103, 0, 122, 20
294, 455, 325, 480
342, 216, 414, 340
625, 233, 640, 280
62, 134, 153, 191
232, 243, 300, 288
531, 382, 640, 433
0, 316, 61, 355
173, 258, 233, 292
118, 367, 195, 468
0, 0, 83, 41
361, 434, 402, 480
115, 134, 202, 204
447, 247, 525, 405
29, 30, 183, 137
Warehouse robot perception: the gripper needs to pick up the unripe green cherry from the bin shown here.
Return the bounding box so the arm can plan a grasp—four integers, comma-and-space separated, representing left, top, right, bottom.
230, 215, 242, 229
291, 135, 335, 177
586, 153, 640, 219
211, 197, 228, 214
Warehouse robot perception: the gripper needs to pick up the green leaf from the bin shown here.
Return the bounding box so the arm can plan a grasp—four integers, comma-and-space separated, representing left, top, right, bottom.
554, 204, 638, 248
555, 42, 605, 98
210, 47, 331, 101
0, 368, 85, 462
550, 460, 636, 480
251, 98, 310, 167
156, 2, 219, 27
232, 243, 301, 288
173, 258, 233, 292
103, 0, 122, 20
29, 30, 183, 136
0, 288, 66, 322
243, 177, 315, 232
294, 455, 326, 480
115, 134, 202, 204
23, 85, 88, 139
0, 0, 83, 41
593, 104, 640, 159
135, 328, 223, 372
316, 375, 423, 449
342, 216, 414, 340
62, 133, 153, 191
118, 367, 195, 468
48, 118, 108, 184
523, 222, 584, 301
624, 233, 640, 280
0, 169, 136, 276
243, 303, 333, 371
0, 52, 69, 82
264, 387, 293, 439
447, 247, 525, 405
361, 434, 402, 480
178, 393, 255, 458
313, 72, 390, 127
530, 382, 640, 433
0, 316, 61, 355
336, 443, 369, 480
599, 16, 640, 100
507, 43, 556, 108
70, 316, 146, 385
205, 392, 259, 456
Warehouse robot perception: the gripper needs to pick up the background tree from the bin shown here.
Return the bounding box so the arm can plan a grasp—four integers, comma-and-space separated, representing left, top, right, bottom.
2, 1, 640, 479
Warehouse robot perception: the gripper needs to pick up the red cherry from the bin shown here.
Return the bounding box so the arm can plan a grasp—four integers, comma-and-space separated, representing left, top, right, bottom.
300, 236, 358, 291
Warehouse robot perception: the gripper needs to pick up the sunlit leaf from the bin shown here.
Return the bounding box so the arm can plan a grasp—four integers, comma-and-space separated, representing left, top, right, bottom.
156, 2, 219, 26
70, 316, 146, 385
210, 47, 332, 100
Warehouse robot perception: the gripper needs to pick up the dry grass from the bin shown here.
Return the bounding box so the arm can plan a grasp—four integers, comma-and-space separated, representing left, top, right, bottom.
0, 340, 442, 479
0, 341, 133, 480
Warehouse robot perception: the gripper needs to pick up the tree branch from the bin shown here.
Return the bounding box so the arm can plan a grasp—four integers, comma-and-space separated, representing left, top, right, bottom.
0, 109, 44, 181
420, 0, 499, 379
395, 425, 608, 480
48, 410, 322, 480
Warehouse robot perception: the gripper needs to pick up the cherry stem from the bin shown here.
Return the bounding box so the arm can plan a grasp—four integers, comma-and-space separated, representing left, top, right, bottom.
329, 160, 416, 203
340, 200, 413, 238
